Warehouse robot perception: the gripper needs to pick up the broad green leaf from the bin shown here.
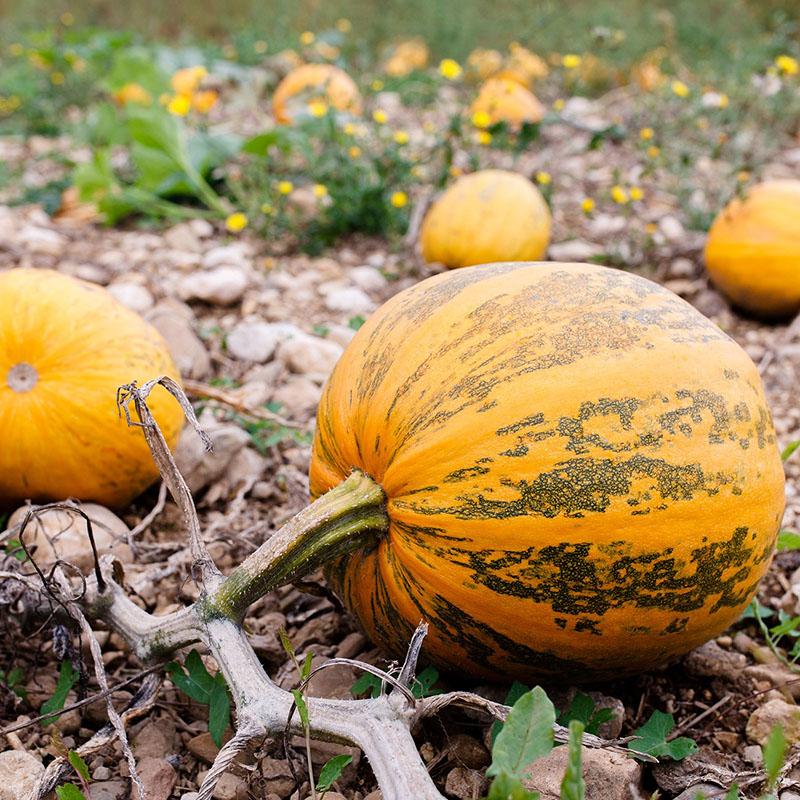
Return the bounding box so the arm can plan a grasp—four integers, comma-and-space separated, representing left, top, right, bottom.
557, 692, 613, 735
560, 720, 585, 800
763, 724, 787, 789
487, 686, 555, 778
492, 681, 531, 744
292, 689, 309, 730
350, 671, 382, 699
55, 784, 86, 800
782, 441, 799, 462
41, 661, 79, 725
208, 675, 231, 748
485, 771, 540, 800
278, 628, 296, 660
316, 754, 353, 792
166, 650, 215, 703
411, 666, 443, 698
723, 785, 740, 799
68, 750, 90, 782
778, 530, 800, 551
628, 710, 698, 760
127, 106, 182, 160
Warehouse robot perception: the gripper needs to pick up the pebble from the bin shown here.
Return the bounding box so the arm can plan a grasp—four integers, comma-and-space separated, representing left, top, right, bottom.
107, 282, 155, 313
16, 225, 66, 256
270, 377, 322, 417
659, 215, 686, 243
132, 756, 177, 800
91, 780, 129, 800
226, 320, 281, 362
349, 265, 388, 291
0, 750, 44, 800
147, 306, 211, 379
164, 222, 203, 253
323, 286, 376, 313
179, 267, 249, 305
203, 243, 251, 269
278, 334, 343, 376
747, 698, 800, 744
548, 240, 604, 261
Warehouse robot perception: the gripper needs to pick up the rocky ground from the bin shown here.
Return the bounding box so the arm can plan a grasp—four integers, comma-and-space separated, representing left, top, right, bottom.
0, 106, 799, 800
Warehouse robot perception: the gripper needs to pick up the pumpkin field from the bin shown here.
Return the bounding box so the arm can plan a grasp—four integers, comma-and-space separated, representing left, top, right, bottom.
1, 2, 800, 799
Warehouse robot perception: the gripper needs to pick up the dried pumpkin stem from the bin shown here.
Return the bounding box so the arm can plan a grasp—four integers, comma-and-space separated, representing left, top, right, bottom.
203, 470, 387, 620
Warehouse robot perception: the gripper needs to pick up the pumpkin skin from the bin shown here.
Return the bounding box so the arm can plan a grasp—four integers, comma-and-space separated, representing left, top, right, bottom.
470, 78, 545, 129
383, 38, 429, 77
705, 180, 800, 318
0, 269, 184, 508
272, 64, 362, 124
310, 262, 785, 681
420, 170, 551, 269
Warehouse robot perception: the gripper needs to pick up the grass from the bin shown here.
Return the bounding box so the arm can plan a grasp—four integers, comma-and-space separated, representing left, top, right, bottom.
1, 0, 798, 85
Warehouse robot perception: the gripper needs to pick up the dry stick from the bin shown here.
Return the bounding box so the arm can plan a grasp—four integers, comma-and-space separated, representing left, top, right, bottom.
668, 693, 733, 739
127, 480, 169, 550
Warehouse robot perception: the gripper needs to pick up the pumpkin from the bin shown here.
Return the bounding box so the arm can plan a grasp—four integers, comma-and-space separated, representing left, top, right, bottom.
704, 180, 800, 318
420, 170, 551, 268
466, 48, 505, 82
272, 64, 362, 124
470, 78, 545, 129
383, 38, 429, 77
0, 269, 184, 508
310, 261, 785, 680
495, 43, 550, 87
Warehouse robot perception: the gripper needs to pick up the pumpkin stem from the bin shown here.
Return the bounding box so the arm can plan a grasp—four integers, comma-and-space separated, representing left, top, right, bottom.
7, 362, 38, 393
203, 470, 387, 621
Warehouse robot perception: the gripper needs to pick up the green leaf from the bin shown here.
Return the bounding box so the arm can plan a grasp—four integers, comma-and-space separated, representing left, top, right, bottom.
348, 315, 366, 330
350, 671, 383, 699
778, 530, 800, 551
40, 661, 79, 725
278, 628, 296, 661
292, 689, 309, 730
763, 724, 787, 789
492, 681, 531, 744
628, 710, 698, 760
560, 720, 585, 800
208, 675, 231, 748
315, 754, 353, 792
781, 440, 799, 462
557, 692, 613, 735
166, 650, 215, 704
301, 651, 314, 682
68, 750, 90, 782
485, 771, 540, 800
411, 666, 442, 698
487, 686, 555, 779
723, 785, 740, 799
55, 784, 86, 800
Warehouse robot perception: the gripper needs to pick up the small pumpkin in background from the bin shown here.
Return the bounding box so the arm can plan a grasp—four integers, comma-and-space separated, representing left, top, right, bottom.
704, 179, 800, 318
311, 261, 785, 680
0, 269, 183, 508
470, 77, 545, 129
420, 169, 551, 268
272, 64, 362, 124
466, 47, 505, 82
495, 42, 549, 87
383, 38, 429, 77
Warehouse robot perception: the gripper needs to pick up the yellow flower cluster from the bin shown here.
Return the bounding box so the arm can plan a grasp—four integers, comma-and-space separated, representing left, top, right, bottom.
439, 59, 463, 80
113, 82, 152, 106
610, 185, 644, 204
165, 66, 218, 116
775, 54, 799, 75
0, 94, 22, 116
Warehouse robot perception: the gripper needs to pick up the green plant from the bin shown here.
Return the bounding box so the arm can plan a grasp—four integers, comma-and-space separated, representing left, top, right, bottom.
40, 660, 79, 725
626, 710, 698, 760
166, 650, 231, 746
0, 666, 26, 698
557, 692, 613, 736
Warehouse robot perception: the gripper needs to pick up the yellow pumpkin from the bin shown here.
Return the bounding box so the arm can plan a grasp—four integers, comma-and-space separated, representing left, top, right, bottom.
470, 78, 545, 129
705, 180, 800, 318
420, 170, 551, 268
495, 43, 550, 87
310, 261, 785, 680
466, 48, 505, 82
272, 64, 362, 124
383, 38, 429, 77
0, 269, 183, 508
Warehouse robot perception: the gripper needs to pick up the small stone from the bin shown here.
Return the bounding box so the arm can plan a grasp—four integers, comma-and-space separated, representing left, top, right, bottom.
669, 258, 696, 279
278, 335, 343, 377
7, 503, 132, 571
164, 222, 203, 253
261, 757, 294, 796
91, 780, 129, 800
190, 218, 215, 238
523, 746, 642, 800
323, 286, 376, 314
659, 215, 686, 243
92, 765, 111, 780
132, 756, 177, 800
349, 266, 388, 292
306, 656, 357, 699
672, 785, 725, 800
444, 766, 486, 799
213, 772, 248, 800
743, 744, 763, 766
0, 750, 44, 800
174, 418, 251, 494
548, 240, 604, 261
107, 282, 154, 314
363, 793, 382, 800
226, 321, 281, 363
180, 267, 249, 305
747, 698, 800, 744
203, 243, 251, 269
17, 225, 66, 256
446, 734, 490, 769
147, 306, 211, 380
270, 377, 322, 418
133, 717, 177, 759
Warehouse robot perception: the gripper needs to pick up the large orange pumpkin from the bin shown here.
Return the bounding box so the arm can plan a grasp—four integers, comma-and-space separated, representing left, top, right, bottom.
420, 170, 551, 268
0, 269, 184, 508
272, 64, 362, 124
704, 180, 800, 318
470, 77, 545, 129
310, 262, 785, 680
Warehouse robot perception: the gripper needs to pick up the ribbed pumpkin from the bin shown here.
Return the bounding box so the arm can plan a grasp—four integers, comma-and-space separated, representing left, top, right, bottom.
470, 78, 545, 129
0, 269, 183, 508
705, 180, 800, 318
272, 64, 362, 124
420, 170, 551, 268
310, 262, 785, 680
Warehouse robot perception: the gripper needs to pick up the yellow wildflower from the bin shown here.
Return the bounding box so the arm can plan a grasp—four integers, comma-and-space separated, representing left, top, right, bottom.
439, 59, 463, 80
639, 127, 654, 140
373, 109, 388, 124
775, 55, 799, 75
553, 98, 565, 111
393, 130, 410, 145
254, 40, 268, 54
390, 191, 408, 208
171, 66, 207, 95
308, 99, 328, 117
343, 122, 357, 135
630, 186, 644, 202
476, 130, 492, 145
278, 181, 294, 195
50, 71, 65, 85
192, 90, 218, 113
610, 185, 629, 204
313, 184, 328, 198
471, 110, 491, 129
645, 222, 658, 235
300, 31, 315, 46
562, 54, 582, 69
371, 79, 385, 91
581, 198, 595, 214
225, 213, 248, 233
348, 145, 362, 158
647, 145, 660, 158
167, 94, 191, 116
671, 80, 690, 98
336, 18, 352, 33
535, 171, 551, 186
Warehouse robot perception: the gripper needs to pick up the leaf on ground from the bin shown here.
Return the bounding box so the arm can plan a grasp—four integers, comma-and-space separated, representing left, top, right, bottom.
316, 754, 353, 792
628, 710, 698, 760
485, 771, 540, 800
55, 784, 86, 800
763, 724, 787, 789
208, 674, 231, 747
492, 680, 531, 744
40, 661, 79, 725
68, 750, 90, 782
292, 688, 310, 730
